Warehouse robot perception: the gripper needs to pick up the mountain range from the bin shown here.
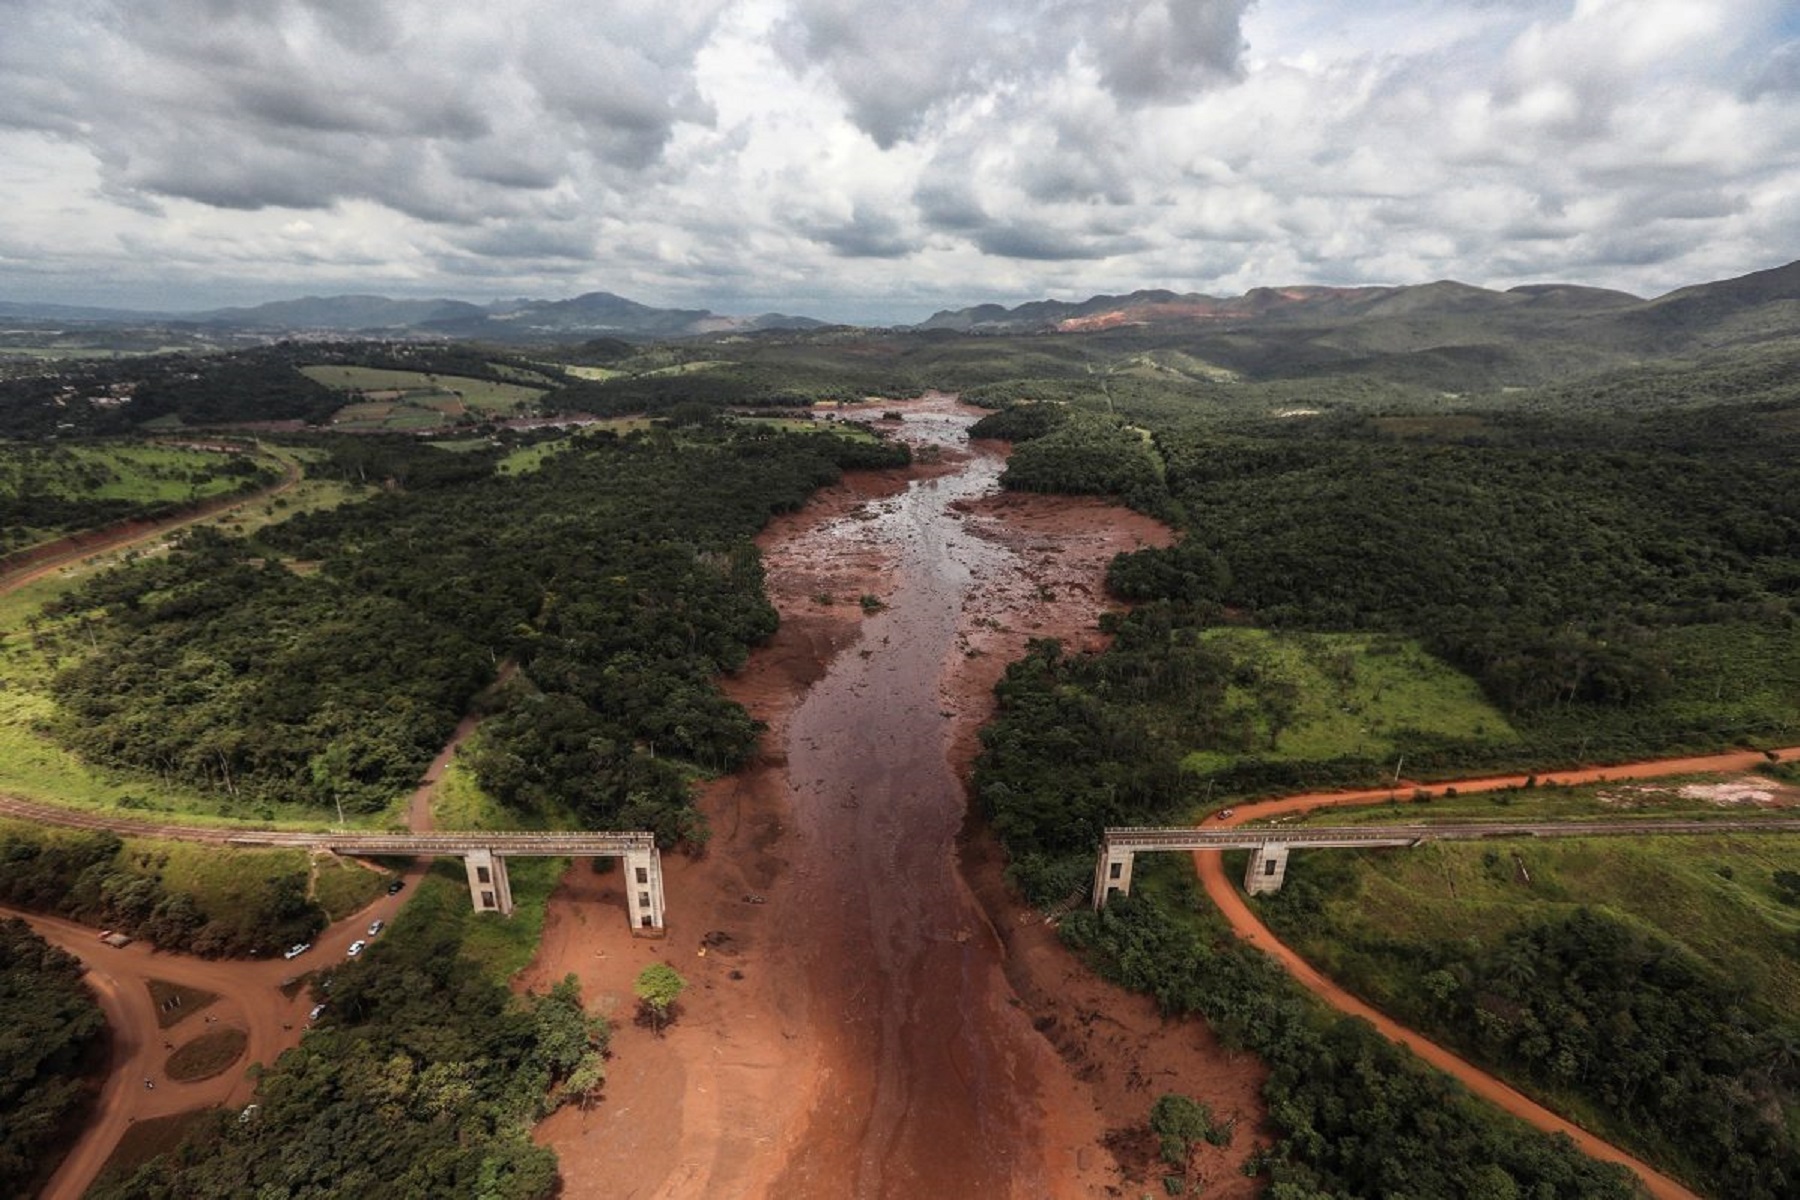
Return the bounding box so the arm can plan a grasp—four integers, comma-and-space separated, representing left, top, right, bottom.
3, 258, 1798, 349
0, 292, 829, 342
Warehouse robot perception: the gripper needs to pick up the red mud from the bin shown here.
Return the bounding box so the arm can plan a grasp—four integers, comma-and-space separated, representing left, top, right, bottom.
523, 395, 1270, 1198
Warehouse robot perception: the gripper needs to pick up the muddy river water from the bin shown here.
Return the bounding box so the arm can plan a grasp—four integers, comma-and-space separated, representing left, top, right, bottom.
770, 407, 1052, 1196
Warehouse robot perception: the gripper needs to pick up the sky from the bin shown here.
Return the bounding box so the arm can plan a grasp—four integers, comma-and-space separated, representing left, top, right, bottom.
1, 0, 1797, 323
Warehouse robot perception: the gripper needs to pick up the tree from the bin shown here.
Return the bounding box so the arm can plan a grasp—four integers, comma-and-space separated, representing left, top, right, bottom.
1150, 1092, 1231, 1194
633, 962, 686, 1034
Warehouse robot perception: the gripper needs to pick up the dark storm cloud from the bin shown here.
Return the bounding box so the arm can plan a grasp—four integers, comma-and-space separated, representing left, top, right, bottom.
973, 222, 1146, 261
1090, 1, 1248, 103
1, 0, 1797, 318
798, 205, 916, 258
450, 222, 597, 261
776, 0, 1252, 148
914, 181, 989, 233
0, 0, 727, 220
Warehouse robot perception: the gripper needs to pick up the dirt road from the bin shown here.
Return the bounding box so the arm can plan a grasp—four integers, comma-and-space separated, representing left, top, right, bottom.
1192, 750, 1800, 1200
13, 874, 421, 1200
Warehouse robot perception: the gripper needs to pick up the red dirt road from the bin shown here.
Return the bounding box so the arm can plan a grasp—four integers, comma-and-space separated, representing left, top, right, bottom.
1195, 748, 1800, 1200
12, 875, 422, 1200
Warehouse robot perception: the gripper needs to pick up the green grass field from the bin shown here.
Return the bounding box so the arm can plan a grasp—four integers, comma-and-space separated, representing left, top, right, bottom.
0, 443, 271, 552
300, 365, 545, 412
121, 837, 316, 915
94, 1109, 215, 1183
1180, 629, 1517, 773
0, 444, 250, 504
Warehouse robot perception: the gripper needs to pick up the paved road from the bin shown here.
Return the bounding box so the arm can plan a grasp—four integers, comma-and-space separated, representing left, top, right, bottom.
1190, 744, 1800, 1200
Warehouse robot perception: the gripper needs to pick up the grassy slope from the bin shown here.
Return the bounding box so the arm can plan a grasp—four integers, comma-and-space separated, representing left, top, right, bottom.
299, 365, 546, 410
1277, 831, 1800, 1029
1180, 629, 1517, 773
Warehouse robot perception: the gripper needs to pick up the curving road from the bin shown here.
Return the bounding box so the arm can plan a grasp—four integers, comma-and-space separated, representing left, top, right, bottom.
14, 873, 424, 1200
1194, 744, 1800, 1200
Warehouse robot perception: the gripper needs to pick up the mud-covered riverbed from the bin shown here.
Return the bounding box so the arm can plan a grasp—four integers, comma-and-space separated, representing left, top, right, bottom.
524, 394, 1266, 1199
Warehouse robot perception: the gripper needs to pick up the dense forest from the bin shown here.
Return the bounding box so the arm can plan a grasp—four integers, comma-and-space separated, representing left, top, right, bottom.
89, 879, 604, 1200
0, 342, 571, 437
0, 825, 327, 956
1059, 872, 1641, 1199
1259, 866, 1800, 1197
969, 388, 1800, 778
0, 917, 105, 1199
44, 423, 908, 840
968, 347, 1800, 1195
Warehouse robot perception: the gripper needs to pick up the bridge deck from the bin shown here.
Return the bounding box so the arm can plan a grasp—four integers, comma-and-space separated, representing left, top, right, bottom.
225, 831, 657, 855
1104, 817, 1800, 853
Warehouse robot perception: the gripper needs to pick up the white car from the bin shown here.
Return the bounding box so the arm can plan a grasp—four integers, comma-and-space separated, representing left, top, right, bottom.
346, 939, 366, 957
366, 919, 384, 937
307, 1003, 326, 1022
283, 942, 311, 960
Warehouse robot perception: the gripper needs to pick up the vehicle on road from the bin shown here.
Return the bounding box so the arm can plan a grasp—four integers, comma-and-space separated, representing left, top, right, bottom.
346, 939, 366, 957
1216, 808, 1235, 820
367, 919, 384, 937
283, 942, 311, 960
307, 1003, 325, 1023
386, 879, 405, 895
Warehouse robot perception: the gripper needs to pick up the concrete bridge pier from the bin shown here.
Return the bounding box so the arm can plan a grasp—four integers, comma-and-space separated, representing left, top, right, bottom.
623, 844, 666, 936
1244, 843, 1290, 896
465, 848, 515, 915
1092, 841, 1137, 909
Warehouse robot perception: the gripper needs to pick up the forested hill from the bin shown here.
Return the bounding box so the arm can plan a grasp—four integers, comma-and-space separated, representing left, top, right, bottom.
46, 424, 907, 838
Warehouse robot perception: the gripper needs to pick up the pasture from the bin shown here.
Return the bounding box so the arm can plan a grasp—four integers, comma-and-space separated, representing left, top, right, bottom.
1179, 629, 1517, 775
300, 364, 547, 430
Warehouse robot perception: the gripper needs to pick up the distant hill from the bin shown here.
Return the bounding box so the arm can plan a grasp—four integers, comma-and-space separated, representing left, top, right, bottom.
0, 292, 829, 342
2, 258, 1795, 354
911, 278, 1649, 334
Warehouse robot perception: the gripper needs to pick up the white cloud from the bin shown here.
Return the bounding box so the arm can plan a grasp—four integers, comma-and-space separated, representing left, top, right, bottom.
0, 0, 1795, 318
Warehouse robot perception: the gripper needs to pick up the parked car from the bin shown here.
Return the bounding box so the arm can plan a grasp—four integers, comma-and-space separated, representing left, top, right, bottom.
346, 939, 366, 957
283, 942, 311, 960
239, 1103, 259, 1122
386, 879, 405, 895
307, 1004, 326, 1023
367, 919, 384, 937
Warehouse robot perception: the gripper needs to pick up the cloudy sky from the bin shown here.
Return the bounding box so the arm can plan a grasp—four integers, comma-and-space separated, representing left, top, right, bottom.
2, 0, 1797, 321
